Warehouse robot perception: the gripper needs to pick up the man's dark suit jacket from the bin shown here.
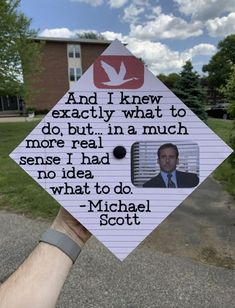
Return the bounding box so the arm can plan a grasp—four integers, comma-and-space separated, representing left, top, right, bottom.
143, 170, 199, 188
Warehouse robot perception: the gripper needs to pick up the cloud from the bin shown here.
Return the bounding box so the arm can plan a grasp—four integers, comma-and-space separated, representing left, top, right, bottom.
102, 31, 215, 74
123, 4, 145, 23
128, 40, 216, 75
39, 28, 99, 38
101, 31, 125, 41
70, 0, 148, 8
40, 28, 76, 38
144, 6, 162, 21
183, 43, 217, 58
102, 31, 183, 72
129, 14, 203, 40
127, 38, 186, 74
174, 0, 235, 21
206, 12, 235, 37
152, 6, 162, 16
70, 0, 103, 6
108, 0, 129, 8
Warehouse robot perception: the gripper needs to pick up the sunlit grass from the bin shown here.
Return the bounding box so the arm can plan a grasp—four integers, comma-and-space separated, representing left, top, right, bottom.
0, 121, 59, 219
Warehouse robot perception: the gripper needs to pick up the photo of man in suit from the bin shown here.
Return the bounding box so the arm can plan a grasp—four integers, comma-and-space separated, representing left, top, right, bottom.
143, 143, 199, 188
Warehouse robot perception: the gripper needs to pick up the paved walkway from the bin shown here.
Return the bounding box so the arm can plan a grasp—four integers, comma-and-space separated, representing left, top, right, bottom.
0, 177, 234, 307
0, 116, 41, 123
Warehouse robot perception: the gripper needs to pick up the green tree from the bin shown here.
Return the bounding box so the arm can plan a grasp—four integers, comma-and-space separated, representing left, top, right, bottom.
220, 65, 235, 168
0, 0, 40, 98
202, 35, 235, 90
78, 32, 106, 40
158, 73, 180, 90
174, 60, 207, 121
220, 65, 235, 117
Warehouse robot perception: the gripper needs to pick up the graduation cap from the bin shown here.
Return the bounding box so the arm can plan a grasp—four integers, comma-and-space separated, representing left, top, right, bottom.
10, 40, 232, 261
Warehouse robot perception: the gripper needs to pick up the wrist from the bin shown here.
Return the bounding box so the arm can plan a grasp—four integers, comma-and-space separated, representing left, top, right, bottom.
50, 208, 91, 248
39, 229, 81, 263
51, 221, 84, 248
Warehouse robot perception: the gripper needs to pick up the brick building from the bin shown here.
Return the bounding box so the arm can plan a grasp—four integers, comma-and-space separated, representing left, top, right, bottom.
29, 37, 110, 112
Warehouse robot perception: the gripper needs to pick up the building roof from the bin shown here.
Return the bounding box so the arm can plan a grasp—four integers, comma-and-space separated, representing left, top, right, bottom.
33, 36, 112, 45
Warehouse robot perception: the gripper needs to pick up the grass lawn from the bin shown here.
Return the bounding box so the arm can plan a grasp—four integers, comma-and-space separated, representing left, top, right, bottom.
0, 121, 59, 219
0, 118, 234, 219
207, 118, 235, 198
207, 118, 232, 143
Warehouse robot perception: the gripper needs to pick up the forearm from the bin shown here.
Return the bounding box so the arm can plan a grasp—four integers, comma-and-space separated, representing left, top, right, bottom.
0, 208, 91, 308
0, 238, 73, 308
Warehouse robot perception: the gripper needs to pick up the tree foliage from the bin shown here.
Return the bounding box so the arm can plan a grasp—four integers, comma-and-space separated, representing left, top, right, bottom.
78, 32, 106, 40
220, 65, 235, 117
220, 65, 235, 167
157, 73, 180, 90
0, 0, 40, 98
174, 61, 207, 121
202, 35, 235, 90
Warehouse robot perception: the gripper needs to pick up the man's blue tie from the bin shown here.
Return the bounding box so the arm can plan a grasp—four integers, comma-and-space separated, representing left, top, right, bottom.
167, 173, 176, 188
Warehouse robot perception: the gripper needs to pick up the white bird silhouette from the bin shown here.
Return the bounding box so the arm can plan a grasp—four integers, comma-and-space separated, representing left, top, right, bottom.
101, 60, 138, 86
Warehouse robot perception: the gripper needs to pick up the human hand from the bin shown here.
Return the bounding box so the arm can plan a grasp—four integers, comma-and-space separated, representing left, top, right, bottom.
51, 207, 91, 247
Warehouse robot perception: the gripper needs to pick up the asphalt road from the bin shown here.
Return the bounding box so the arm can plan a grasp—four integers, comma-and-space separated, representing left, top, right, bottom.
0, 177, 234, 307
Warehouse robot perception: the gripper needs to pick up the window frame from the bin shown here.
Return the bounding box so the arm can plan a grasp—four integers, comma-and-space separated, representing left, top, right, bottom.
68, 44, 81, 58
69, 67, 81, 81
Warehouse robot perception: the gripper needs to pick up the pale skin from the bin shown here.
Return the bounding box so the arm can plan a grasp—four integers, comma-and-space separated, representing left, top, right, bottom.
157, 147, 179, 173
0, 208, 91, 308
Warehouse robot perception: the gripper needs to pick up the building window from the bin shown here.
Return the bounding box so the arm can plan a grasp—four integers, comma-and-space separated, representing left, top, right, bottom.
69, 67, 81, 81
68, 44, 81, 58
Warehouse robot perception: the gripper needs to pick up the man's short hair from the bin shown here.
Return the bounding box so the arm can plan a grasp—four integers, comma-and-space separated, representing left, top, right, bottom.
157, 143, 179, 158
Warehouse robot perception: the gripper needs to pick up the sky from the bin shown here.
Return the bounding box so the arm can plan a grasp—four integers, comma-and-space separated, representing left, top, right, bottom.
19, 0, 235, 76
